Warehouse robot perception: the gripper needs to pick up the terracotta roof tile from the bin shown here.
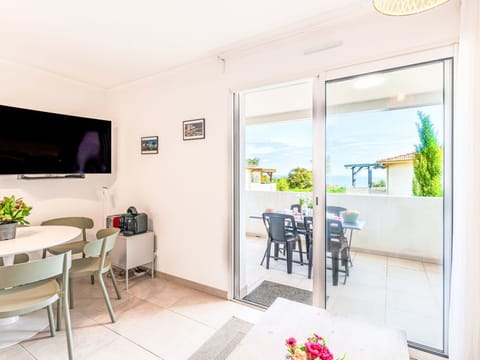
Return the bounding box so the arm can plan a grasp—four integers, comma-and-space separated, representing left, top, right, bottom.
377, 152, 415, 164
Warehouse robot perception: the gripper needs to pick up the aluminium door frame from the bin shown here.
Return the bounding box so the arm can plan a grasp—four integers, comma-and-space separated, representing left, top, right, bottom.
321, 50, 454, 358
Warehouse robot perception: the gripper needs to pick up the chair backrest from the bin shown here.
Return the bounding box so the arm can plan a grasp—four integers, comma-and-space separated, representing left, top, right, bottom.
326, 218, 344, 240
0, 251, 71, 290
326, 206, 347, 217
290, 204, 301, 213
41, 217, 94, 242
0, 253, 29, 266
83, 228, 119, 270
262, 212, 296, 243
304, 216, 313, 236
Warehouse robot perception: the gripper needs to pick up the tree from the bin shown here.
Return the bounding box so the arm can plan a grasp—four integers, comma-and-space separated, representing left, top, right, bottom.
287, 167, 313, 190
247, 158, 259, 167
412, 111, 443, 197
276, 177, 289, 191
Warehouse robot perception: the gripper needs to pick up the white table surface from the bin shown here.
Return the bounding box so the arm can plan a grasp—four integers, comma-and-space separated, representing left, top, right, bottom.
0, 225, 81, 260
228, 298, 409, 360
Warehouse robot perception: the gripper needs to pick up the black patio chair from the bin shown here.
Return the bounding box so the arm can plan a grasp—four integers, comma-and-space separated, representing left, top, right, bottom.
326, 206, 347, 216
262, 212, 304, 274
303, 217, 349, 284
290, 204, 301, 213
304, 216, 313, 279
326, 218, 349, 285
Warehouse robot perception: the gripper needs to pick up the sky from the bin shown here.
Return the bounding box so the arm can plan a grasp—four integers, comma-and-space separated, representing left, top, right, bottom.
246, 104, 444, 185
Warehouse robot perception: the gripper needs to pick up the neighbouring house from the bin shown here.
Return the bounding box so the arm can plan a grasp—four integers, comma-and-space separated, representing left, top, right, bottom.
246, 166, 276, 191
377, 152, 415, 196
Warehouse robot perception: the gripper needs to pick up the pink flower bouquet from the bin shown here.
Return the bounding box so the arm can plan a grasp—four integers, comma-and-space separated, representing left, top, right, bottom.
285, 334, 346, 360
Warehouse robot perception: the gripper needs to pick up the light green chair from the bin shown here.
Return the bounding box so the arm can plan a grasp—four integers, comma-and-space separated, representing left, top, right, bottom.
0, 253, 29, 266
0, 251, 73, 359
42, 217, 95, 285
41, 217, 94, 258
69, 228, 121, 323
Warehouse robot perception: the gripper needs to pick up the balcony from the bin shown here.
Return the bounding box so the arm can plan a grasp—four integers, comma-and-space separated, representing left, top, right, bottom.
241, 190, 444, 349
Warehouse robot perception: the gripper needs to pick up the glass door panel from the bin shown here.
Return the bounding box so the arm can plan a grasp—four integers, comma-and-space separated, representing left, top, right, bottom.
324, 60, 452, 353
233, 81, 314, 308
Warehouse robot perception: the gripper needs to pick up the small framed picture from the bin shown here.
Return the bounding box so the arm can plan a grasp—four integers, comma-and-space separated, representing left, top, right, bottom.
141, 136, 158, 154
183, 118, 205, 141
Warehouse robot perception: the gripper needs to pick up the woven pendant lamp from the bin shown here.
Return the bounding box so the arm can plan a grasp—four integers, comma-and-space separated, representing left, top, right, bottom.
373, 0, 450, 16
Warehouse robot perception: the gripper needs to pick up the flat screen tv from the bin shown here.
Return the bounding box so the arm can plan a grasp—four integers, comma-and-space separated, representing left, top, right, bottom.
0, 104, 111, 175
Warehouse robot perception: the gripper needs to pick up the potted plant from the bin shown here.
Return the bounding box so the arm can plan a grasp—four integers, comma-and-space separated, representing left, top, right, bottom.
285, 334, 346, 360
0, 195, 32, 240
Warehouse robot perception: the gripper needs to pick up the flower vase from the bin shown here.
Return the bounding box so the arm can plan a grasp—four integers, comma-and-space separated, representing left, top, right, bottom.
0, 222, 17, 241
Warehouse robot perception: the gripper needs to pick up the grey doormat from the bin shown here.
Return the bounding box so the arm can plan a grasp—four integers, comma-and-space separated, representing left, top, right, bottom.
188, 317, 253, 360
243, 280, 313, 307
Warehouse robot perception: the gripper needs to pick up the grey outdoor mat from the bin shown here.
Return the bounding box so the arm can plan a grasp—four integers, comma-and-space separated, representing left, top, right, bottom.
243, 280, 313, 307
188, 317, 253, 360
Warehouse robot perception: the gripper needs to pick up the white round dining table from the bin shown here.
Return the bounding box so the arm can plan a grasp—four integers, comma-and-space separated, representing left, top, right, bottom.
0, 225, 81, 349
0, 225, 81, 265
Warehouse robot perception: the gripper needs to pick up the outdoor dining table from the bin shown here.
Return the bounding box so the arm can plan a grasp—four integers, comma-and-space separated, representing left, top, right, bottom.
0, 225, 81, 349
251, 212, 365, 282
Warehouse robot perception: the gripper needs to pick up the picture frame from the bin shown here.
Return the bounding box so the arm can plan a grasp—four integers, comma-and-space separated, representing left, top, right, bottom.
141, 136, 158, 154
183, 118, 205, 140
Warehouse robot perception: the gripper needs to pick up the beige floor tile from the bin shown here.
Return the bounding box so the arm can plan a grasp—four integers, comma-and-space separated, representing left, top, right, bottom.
328, 283, 387, 305
21, 310, 119, 360
354, 252, 388, 267
169, 293, 265, 329
346, 268, 386, 288
423, 262, 442, 273
168, 291, 238, 328
386, 308, 443, 349
327, 295, 386, 326
388, 257, 425, 271
107, 302, 215, 360
229, 302, 265, 324
297, 278, 314, 291
126, 277, 203, 309
82, 336, 160, 360
386, 290, 441, 317
0, 345, 34, 360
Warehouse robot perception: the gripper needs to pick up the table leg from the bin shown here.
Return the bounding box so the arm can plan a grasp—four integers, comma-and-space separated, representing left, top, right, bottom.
331, 249, 339, 286
151, 254, 155, 279
347, 229, 354, 267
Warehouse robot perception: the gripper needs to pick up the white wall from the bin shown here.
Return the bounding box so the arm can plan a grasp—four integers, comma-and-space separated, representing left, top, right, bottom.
328, 194, 442, 262
387, 163, 414, 196
0, 59, 111, 237
246, 191, 442, 262
107, 60, 231, 290
108, 4, 459, 293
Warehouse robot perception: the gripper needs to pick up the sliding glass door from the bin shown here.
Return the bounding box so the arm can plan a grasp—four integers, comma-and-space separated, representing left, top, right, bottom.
323, 59, 452, 355
233, 81, 315, 308
233, 56, 453, 357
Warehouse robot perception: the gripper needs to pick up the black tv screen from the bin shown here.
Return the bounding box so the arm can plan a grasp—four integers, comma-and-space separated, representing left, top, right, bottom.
0, 104, 111, 175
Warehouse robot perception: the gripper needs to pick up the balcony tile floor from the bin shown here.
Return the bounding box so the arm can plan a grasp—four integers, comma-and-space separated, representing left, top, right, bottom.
245, 236, 443, 350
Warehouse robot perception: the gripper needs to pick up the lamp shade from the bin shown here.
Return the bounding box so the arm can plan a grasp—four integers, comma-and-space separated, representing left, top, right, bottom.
373, 0, 450, 16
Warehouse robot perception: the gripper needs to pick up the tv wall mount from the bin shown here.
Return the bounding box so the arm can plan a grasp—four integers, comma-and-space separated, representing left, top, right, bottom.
17, 174, 86, 180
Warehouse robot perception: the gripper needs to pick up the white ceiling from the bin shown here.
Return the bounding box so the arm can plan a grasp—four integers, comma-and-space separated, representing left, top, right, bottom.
245, 61, 444, 123
0, 0, 371, 88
